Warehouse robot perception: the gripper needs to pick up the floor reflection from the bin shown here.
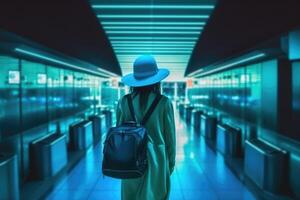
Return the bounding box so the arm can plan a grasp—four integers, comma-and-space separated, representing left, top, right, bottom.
45, 110, 256, 200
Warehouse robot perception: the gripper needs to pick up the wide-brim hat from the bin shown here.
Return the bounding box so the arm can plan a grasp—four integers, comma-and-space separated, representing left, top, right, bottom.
121, 55, 170, 87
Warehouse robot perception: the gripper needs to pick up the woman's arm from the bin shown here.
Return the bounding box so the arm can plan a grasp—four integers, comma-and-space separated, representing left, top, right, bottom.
164, 98, 176, 174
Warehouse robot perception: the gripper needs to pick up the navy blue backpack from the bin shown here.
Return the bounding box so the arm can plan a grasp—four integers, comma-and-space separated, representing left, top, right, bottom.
102, 94, 162, 179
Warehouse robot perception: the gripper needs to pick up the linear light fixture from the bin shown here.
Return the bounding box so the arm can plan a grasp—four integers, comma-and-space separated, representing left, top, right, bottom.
111, 41, 196, 44
104, 26, 203, 30
114, 47, 193, 50
106, 30, 200, 34
189, 53, 266, 77
98, 15, 209, 19
101, 22, 206, 26
119, 61, 188, 64
92, 5, 214, 9
112, 44, 194, 47
15, 48, 117, 77
109, 37, 198, 40
115, 50, 192, 53
117, 55, 191, 61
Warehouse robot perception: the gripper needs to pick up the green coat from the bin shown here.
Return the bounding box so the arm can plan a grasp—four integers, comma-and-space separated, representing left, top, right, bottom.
116, 92, 176, 200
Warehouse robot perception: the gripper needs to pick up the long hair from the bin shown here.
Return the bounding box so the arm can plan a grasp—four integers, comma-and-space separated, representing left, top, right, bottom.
130, 83, 161, 111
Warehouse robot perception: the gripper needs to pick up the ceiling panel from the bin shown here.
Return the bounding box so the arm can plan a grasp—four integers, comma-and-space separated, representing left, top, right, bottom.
89, 0, 217, 80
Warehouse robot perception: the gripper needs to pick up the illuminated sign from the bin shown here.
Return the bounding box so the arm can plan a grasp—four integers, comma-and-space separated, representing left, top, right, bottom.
8, 71, 20, 84
37, 73, 47, 84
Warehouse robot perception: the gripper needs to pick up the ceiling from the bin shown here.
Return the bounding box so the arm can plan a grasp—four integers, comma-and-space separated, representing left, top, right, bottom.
0, 0, 121, 76
185, 0, 300, 76
89, 0, 217, 81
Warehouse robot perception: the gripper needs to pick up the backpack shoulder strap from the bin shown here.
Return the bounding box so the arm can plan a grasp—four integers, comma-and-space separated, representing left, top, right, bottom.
141, 94, 162, 125
126, 94, 137, 122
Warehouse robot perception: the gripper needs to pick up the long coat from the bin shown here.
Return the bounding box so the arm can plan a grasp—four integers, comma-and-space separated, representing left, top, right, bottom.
116, 92, 176, 200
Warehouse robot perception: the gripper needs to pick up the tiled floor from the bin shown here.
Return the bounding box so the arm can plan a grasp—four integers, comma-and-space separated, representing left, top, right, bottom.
45, 111, 256, 200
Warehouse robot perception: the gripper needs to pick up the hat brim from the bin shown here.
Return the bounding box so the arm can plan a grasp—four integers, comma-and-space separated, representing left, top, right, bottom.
121, 68, 169, 87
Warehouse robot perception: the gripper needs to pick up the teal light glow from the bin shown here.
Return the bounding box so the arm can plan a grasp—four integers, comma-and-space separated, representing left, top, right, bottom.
114, 47, 193, 50
109, 37, 198, 40
112, 44, 194, 47
106, 30, 200, 34
14, 48, 115, 77
98, 15, 209, 19
105, 26, 203, 30
101, 22, 206, 26
92, 5, 214, 9
191, 53, 266, 77
111, 41, 195, 44
117, 55, 191, 62
115, 50, 192, 54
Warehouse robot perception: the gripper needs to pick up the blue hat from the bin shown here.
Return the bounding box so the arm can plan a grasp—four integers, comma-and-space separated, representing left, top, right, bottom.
121, 55, 170, 87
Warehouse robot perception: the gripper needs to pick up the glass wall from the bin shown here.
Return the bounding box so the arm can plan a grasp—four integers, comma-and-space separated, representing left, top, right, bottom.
101, 81, 119, 106
0, 54, 104, 182
188, 62, 263, 127
0, 56, 21, 138
162, 82, 175, 100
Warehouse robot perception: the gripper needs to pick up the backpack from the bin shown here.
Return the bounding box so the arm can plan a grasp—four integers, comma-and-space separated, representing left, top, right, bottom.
102, 93, 162, 179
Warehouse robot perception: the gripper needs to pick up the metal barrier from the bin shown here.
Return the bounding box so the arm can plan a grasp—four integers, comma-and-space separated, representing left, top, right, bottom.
69, 120, 93, 151
191, 109, 204, 134
244, 139, 287, 193
178, 103, 186, 118
184, 105, 195, 124
217, 122, 242, 157
201, 114, 217, 141
89, 115, 105, 144
0, 153, 19, 200
101, 109, 113, 128
30, 134, 67, 179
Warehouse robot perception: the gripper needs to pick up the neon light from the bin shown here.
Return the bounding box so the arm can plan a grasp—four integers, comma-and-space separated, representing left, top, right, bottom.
106, 30, 200, 34
115, 50, 192, 53
98, 15, 209, 19
116, 55, 191, 62
14, 48, 116, 77
114, 47, 193, 50
92, 5, 214, 9
101, 21, 206, 26
191, 53, 266, 77
112, 44, 194, 47
109, 36, 198, 40
104, 26, 203, 30
111, 41, 196, 45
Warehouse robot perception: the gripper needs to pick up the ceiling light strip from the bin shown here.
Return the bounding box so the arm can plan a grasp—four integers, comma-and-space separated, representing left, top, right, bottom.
114, 47, 193, 50
120, 61, 187, 65
111, 41, 195, 45
15, 48, 117, 77
109, 37, 198, 40
104, 26, 203, 30
112, 44, 194, 47
101, 22, 206, 26
107, 30, 200, 34
115, 50, 192, 53
98, 15, 209, 19
190, 53, 266, 77
92, 5, 214, 9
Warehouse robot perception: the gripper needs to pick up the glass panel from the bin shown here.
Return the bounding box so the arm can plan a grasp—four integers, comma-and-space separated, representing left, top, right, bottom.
21, 59, 47, 179
0, 56, 21, 138
101, 81, 118, 106
47, 66, 61, 132
21, 60, 47, 131
245, 63, 262, 123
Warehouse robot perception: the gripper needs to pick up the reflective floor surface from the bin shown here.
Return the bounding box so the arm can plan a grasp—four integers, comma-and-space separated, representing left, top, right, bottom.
45, 110, 256, 200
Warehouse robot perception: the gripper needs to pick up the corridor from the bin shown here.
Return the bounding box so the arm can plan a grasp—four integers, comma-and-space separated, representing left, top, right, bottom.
45, 108, 256, 200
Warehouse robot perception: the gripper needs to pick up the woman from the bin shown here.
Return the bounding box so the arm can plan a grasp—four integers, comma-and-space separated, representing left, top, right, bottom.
116, 55, 176, 200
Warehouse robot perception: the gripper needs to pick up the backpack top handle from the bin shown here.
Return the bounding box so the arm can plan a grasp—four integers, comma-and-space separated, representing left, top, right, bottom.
126, 94, 162, 126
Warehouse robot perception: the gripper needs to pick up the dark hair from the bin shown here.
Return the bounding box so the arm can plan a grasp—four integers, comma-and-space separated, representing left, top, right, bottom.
130, 83, 161, 110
